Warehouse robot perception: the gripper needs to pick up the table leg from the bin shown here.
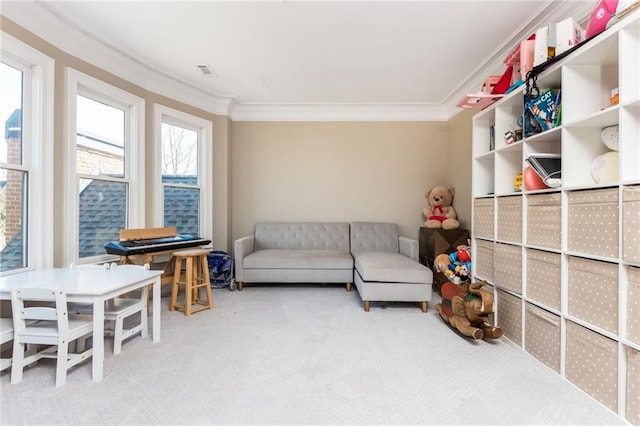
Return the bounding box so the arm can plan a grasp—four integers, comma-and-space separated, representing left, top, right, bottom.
152, 276, 161, 342
92, 298, 105, 382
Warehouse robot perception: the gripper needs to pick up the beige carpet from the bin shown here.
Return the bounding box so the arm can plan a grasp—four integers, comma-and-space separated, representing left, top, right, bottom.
0, 285, 625, 425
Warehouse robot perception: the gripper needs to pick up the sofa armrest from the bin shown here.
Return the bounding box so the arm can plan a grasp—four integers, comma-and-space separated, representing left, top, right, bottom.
399, 236, 419, 262
234, 235, 255, 282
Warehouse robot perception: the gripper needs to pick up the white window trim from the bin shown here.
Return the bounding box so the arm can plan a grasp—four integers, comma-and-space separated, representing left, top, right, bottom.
153, 104, 212, 239
64, 68, 145, 266
1, 32, 54, 274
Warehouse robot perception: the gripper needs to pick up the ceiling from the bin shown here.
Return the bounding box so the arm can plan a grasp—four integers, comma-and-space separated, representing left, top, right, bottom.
2, 1, 595, 120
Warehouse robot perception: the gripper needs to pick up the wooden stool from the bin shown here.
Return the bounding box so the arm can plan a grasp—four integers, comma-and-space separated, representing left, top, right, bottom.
170, 249, 213, 316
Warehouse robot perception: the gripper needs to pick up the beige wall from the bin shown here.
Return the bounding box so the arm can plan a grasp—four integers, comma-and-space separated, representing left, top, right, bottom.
231, 121, 458, 241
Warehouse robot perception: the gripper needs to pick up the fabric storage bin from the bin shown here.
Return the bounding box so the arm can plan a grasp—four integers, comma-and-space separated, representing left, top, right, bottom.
474, 198, 494, 239
623, 186, 640, 263
497, 289, 522, 346
627, 347, 640, 425
628, 266, 640, 345
497, 195, 522, 243
568, 188, 619, 258
526, 249, 561, 310
493, 243, 522, 294
568, 257, 618, 334
527, 192, 561, 249
474, 239, 494, 283
566, 321, 618, 412
525, 303, 560, 373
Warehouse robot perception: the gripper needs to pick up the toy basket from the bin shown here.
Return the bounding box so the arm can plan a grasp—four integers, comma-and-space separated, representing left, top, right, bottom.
207, 250, 236, 290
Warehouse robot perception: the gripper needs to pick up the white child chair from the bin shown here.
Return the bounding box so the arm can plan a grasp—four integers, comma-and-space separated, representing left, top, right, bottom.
72, 263, 149, 354
11, 287, 94, 387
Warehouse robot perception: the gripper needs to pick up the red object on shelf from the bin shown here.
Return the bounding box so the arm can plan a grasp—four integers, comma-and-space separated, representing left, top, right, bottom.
524, 166, 550, 190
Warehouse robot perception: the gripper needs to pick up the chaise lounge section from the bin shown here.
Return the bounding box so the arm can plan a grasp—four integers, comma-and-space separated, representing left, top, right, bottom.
234, 222, 354, 291
351, 222, 433, 312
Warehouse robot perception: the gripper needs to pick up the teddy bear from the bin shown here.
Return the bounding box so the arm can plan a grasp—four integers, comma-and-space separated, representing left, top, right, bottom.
423, 186, 460, 229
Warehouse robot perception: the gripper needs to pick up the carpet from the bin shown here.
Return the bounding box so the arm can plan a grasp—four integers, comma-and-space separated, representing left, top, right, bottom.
0, 284, 625, 425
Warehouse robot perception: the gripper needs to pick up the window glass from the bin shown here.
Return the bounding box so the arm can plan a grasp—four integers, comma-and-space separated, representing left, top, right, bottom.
163, 185, 199, 235
78, 178, 126, 258
161, 121, 200, 235
0, 62, 23, 165
0, 61, 27, 272
76, 93, 128, 259
0, 169, 27, 271
76, 95, 125, 177
161, 122, 198, 181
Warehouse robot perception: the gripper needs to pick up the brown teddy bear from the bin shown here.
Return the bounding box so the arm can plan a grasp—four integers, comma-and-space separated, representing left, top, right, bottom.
423, 186, 460, 229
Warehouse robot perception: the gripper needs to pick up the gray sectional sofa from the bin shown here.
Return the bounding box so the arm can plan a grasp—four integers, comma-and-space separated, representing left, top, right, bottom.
234, 222, 354, 291
234, 221, 433, 312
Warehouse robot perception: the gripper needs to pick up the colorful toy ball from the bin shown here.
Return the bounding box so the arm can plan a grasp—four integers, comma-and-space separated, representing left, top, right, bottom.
457, 248, 471, 263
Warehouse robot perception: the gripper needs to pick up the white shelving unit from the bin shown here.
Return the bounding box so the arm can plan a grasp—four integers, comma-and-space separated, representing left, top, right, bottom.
471, 11, 640, 424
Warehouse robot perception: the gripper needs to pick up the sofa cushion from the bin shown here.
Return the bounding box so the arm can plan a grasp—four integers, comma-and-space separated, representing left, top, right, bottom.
354, 252, 430, 284
254, 222, 350, 251
350, 222, 399, 253
244, 249, 354, 270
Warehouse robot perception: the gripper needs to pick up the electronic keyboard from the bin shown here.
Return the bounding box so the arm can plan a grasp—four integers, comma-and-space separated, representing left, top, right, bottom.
104, 234, 211, 256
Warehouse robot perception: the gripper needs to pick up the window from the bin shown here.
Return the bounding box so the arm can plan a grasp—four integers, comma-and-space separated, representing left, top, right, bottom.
65, 69, 144, 264
0, 33, 54, 274
154, 105, 212, 238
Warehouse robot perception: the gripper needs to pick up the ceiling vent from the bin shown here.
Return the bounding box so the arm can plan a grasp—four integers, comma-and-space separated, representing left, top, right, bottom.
196, 64, 217, 77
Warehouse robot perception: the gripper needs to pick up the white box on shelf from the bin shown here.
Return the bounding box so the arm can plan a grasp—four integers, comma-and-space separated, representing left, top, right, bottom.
555, 17, 584, 55
534, 24, 556, 66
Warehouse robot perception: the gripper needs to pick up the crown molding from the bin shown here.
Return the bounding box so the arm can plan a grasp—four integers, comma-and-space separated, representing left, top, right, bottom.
230, 103, 453, 122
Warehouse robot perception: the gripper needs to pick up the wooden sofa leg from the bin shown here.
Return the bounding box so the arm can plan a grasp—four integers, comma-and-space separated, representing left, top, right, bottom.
421, 301, 428, 313
363, 301, 370, 312
237, 281, 243, 291
346, 282, 352, 292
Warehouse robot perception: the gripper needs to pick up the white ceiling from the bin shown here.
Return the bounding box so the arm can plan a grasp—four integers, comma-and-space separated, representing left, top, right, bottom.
2, 1, 595, 120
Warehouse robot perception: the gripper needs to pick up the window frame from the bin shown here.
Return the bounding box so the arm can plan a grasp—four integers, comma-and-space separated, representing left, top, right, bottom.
0, 32, 54, 275
64, 68, 145, 265
153, 104, 212, 239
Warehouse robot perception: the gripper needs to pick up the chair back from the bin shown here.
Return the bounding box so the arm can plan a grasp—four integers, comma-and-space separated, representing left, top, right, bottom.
12, 288, 70, 343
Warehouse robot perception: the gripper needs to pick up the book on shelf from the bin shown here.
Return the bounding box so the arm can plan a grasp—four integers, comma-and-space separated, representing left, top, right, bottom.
525, 89, 561, 132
